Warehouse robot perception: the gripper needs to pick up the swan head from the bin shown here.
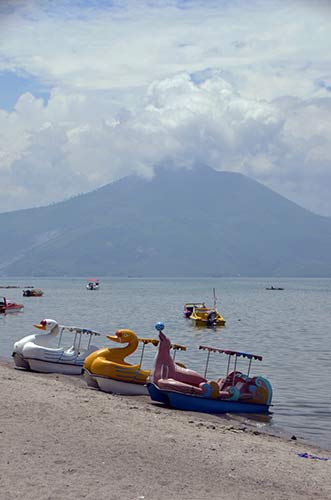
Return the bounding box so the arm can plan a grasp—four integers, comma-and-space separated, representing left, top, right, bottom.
34, 319, 59, 334
107, 329, 138, 344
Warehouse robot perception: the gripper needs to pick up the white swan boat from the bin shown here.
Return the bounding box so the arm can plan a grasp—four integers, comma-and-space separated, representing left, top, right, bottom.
12, 319, 101, 375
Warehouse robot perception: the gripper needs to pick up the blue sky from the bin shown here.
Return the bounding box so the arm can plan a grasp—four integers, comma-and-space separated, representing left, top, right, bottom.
0, 0, 331, 214
0, 71, 51, 111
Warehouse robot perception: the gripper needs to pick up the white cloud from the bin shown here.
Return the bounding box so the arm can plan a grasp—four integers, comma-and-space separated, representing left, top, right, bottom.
0, 0, 331, 214
1, 71, 331, 215
1, 0, 330, 98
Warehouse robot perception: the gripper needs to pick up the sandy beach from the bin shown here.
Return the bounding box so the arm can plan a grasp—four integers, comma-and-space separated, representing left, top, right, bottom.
0, 360, 330, 500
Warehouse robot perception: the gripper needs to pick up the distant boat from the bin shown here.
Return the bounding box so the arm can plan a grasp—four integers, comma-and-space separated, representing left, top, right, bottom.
23, 288, 43, 297
0, 297, 24, 313
86, 278, 100, 290
189, 288, 225, 327
190, 306, 226, 327
266, 286, 284, 290
183, 302, 206, 318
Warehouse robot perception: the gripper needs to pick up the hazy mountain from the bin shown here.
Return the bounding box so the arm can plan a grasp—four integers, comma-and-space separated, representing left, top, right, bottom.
1, 165, 331, 277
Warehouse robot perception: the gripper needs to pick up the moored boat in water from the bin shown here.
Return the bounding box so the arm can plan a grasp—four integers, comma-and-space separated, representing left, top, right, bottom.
183, 302, 206, 318
190, 306, 226, 327
189, 288, 225, 327
0, 297, 24, 313
86, 278, 100, 290
23, 288, 44, 297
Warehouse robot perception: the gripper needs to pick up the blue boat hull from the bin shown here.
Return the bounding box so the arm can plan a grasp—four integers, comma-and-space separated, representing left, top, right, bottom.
147, 383, 270, 414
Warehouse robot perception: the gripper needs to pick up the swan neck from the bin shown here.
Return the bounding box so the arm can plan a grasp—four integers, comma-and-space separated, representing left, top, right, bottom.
50, 325, 59, 336
108, 338, 139, 362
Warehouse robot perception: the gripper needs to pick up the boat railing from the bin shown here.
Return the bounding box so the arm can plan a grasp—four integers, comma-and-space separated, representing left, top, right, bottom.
170, 343, 186, 362
57, 326, 101, 350
137, 337, 159, 367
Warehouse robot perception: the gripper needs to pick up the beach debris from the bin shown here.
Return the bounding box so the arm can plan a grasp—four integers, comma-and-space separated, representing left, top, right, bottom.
297, 452, 329, 461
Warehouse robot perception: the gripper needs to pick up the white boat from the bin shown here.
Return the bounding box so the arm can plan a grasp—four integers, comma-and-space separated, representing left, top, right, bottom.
12, 319, 101, 375
86, 278, 99, 290
83, 371, 151, 395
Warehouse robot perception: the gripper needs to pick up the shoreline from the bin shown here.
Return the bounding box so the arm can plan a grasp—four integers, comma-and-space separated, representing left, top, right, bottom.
0, 360, 330, 499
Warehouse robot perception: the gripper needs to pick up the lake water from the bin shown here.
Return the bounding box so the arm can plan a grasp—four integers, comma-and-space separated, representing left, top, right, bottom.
1, 277, 330, 451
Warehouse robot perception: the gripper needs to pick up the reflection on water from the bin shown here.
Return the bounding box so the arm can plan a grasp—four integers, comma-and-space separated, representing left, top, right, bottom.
1, 276, 331, 450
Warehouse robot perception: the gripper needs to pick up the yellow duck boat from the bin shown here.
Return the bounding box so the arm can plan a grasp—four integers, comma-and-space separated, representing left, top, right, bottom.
83, 329, 159, 395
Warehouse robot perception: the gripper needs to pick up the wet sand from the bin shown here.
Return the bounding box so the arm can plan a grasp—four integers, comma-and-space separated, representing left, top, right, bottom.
0, 360, 330, 500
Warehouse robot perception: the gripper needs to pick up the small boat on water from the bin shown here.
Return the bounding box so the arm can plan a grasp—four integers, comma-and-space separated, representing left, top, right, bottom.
183, 302, 206, 318
23, 288, 44, 297
12, 319, 100, 374
86, 278, 99, 290
0, 297, 24, 313
83, 328, 186, 395
190, 306, 225, 327
147, 323, 272, 415
266, 286, 284, 290
189, 288, 225, 327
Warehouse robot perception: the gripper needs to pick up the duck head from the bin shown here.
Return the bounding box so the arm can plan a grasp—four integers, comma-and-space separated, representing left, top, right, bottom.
34, 319, 59, 335
107, 329, 138, 344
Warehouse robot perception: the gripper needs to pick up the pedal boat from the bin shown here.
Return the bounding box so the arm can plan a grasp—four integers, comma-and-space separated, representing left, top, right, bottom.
12, 319, 100, 374
190, 306, 225, 327
83, 328, 186, 395
0, 296, 24, 313
147, 323, 272, 415
189, 288, 225, 327
183, 302, 205, 318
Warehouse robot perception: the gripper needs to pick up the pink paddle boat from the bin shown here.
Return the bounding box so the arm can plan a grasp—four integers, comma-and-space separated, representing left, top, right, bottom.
147, 322, 272, 414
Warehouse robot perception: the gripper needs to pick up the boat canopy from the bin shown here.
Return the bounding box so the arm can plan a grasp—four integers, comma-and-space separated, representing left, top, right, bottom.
55, 325, 101, 351
138, 337, 159, 346
171, 343, 186, 351
185, 302, 205, 307
199, 345, 262, 361
199, 344, 263, 378
62, 326, 101, 336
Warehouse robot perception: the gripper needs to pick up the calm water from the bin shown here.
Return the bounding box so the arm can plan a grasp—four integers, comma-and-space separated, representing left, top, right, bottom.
1, 277, 330, 450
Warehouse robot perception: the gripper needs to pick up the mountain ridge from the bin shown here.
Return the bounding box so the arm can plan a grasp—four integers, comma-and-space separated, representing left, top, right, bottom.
1, 166, 331, 277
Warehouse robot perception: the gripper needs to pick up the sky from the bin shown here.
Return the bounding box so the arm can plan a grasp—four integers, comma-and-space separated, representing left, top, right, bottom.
0, 0, 331, 215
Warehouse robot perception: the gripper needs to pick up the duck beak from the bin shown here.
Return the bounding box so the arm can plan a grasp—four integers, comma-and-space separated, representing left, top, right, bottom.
107, 334, 122, 343
34, 323, 46, 330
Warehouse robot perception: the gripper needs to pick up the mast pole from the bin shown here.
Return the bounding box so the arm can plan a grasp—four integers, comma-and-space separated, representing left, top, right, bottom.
204, 351, 211, 378
139, 343, 146, 368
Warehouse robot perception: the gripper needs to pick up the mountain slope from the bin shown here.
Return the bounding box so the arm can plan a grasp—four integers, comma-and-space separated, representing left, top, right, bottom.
1, 166, 331, 277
